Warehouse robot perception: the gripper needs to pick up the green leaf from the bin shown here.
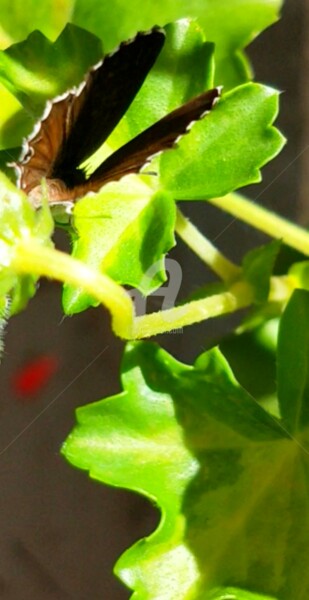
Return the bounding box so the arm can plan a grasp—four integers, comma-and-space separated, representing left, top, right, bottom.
62, 180, 175, 314
220, 319, 278, 409
0, 172, 53, 244
0, 85, 33, 149
63, 342, 309, 600
160, 83, 285, 199
242, 240, 281, 304
0, 171, 53, 310
289, 260, 309, 291
0, 24, 103, 116
198, 0, 282, 89
277, 289, 309, 434
0, 0, 72, 44
71, 0, 282, 88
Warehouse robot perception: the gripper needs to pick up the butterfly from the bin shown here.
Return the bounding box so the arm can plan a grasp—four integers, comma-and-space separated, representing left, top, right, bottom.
12, 27, 220, 209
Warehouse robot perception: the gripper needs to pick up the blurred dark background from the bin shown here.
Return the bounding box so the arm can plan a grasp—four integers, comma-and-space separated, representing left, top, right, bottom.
0, 1, 308, 597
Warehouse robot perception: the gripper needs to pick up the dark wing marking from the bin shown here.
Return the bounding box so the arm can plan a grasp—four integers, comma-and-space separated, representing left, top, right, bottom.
15, 28, 166, 195
52, 28, 166, 179
71, 87, 221, 197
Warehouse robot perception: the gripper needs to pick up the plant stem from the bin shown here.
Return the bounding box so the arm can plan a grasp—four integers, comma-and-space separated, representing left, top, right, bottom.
9, 240, 297, 341
11, 240, 134, 339
176, 209, 240, 281
132, 281, 254, 338
210, 193, 309, 255
133, 273, 296, 339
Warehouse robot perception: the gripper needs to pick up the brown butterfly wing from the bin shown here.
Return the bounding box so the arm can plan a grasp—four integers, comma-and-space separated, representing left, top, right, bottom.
71, 87, 221, 197
15, 93, 77, 195
52, 28, 166, 178
15, 28, 166, 196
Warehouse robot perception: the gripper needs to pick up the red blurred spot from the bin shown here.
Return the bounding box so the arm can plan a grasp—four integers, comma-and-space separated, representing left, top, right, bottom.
12, 355, 59, 399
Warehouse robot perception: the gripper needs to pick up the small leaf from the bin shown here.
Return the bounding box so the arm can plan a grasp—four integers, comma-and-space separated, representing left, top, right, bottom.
242, 239, 281, 304
277, 289, 309, 433
160, 83, 285, 199
62, 179, 175, 314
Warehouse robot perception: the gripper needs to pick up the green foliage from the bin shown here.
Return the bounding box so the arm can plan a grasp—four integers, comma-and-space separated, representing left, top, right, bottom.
0, 172, 53, 312
0, 23, 103, 150
242, 240, 282, 304
70, 0, 282, 88
0, 24, 103, 115
160, 84, 285, 199
2, 1, 309, 599
64, 296, 309, 599
63, 185, 175, 313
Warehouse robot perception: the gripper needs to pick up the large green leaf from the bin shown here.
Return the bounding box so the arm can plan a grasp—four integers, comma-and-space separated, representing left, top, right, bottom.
71, 0, 283, 88
160, 83, 285, 199
62, 180, 175, 314
63, 329, 309, 599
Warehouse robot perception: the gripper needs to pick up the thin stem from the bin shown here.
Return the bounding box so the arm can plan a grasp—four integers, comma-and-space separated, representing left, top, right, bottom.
133, 274, 296, 339
209, 193, 309, 255
132, 281, 254, 338
11, 240, 135, 339
176, 208, 240, 282
9, 240, 297, 341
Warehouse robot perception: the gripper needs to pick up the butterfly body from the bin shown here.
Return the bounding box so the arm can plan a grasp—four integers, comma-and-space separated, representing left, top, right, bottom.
12, 28, 220, 208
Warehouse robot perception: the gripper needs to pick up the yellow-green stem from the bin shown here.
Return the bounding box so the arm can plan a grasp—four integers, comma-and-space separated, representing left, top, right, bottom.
9, 240, 297, 341
133, 281, 254, 338
210, 193, 309, 255
133, 274, 296, 339
11, 240, 134, 339
176, 208, 240, 281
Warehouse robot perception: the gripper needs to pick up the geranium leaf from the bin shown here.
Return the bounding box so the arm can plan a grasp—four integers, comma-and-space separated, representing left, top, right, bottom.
160, 83, 285, 199
62, 340, 309, 599
62, 180, 175, 314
